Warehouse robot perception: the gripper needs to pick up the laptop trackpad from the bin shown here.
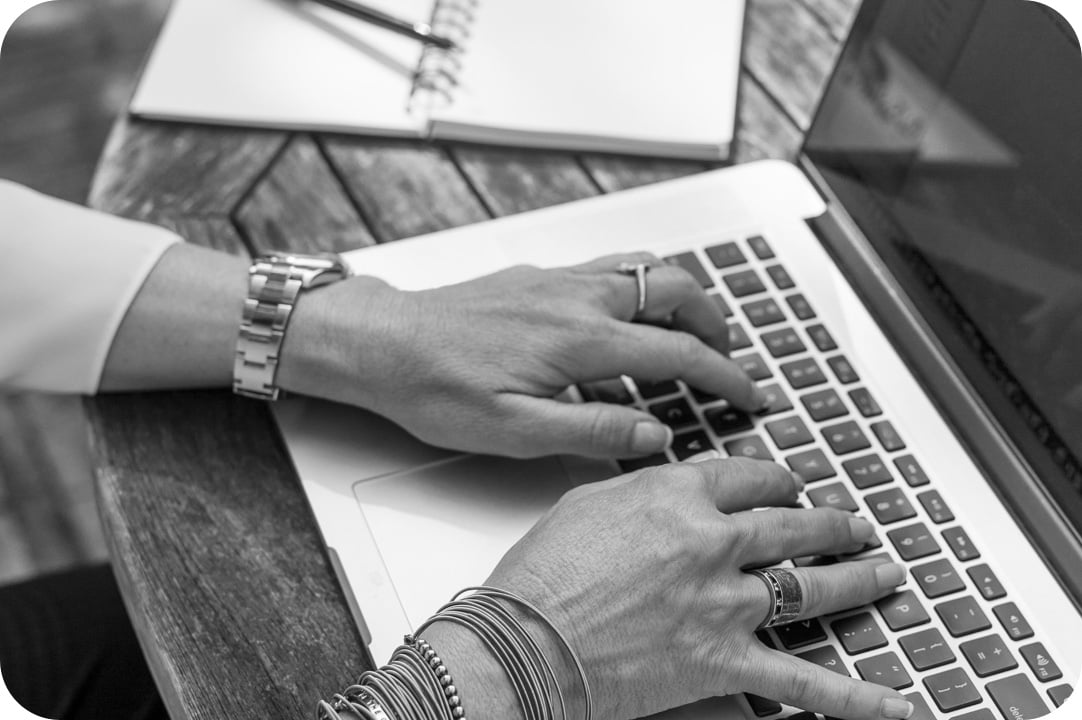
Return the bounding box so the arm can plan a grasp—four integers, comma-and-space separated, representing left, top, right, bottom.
352, 454, 576, 627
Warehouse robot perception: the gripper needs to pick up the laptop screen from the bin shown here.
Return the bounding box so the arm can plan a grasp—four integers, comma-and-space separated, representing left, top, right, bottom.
802, 0, 1082, 533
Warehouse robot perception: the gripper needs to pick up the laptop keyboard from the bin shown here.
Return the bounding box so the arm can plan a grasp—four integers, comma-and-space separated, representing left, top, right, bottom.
576, 234, 1074, 720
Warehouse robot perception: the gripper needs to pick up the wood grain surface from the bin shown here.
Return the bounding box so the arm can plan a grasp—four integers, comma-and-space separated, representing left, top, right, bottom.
86, 3, 854, 718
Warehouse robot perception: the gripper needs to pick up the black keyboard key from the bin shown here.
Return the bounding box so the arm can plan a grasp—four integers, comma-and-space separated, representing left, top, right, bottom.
1020, 643, 1062, 683
993, 602, 1034, 640
826, 355, 860, 384
854, 651, 912, 689
893, 455, 930, 487
765, 264, 795, 290
618, 454, 668, 473
723, 436, 773, 461
634, 379, 679, 399
786, 449, 836, 483
843, 454, 893, 489
774, 618, 827, 649
762, 328, 807, 358
967, 564, 1006, 601
765, 416, 814, 450
807, 482, 859, 512
960, 634, 1018, 677
723, 268, 766, 297
705, 405, 753, 436
917, 490, 954, 524
666, 252, 714, 289
755, 630, 776, 649
710, 292, 734, 317
871, 420, 906, 451
728, 322, 753, 351
801, 388, 848, 422
899, 628, 955, 671
848, 387, 883, 418
690, 386, 725, 405
779, 357, 826, 389
747, 235, 775, 259
734, 352, 773, 381
744, 693, 782, 717
942, 527, 980, 561
987, 673, 1048, 720
924, 667, 982, 712
822, 421, 871, 456
866, 487, 917, 525
757, 383, 793, 416
1048, 684, 1073, 707
742, 298, 786, 327
671, 430, 713, 461
953, 710, 996, 720
902, 693, 936, 720
913, 558, 965, 598
936, 596, 991, 637
705, 241, 747, 269
833, 612, 888, 655
649, 397, 698, 429
797, 645, 849, 675
887, 522, 941, 561
579, 378, 634, 404
805, 323, 837, 352
876, 590, 931, 631
786, 293, 816, 320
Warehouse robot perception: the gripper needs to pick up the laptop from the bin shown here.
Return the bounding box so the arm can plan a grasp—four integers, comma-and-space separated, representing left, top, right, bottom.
274, 0, 1082, 717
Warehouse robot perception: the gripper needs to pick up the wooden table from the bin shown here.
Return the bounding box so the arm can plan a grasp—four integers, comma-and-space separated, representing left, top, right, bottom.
85, 2, 858, 718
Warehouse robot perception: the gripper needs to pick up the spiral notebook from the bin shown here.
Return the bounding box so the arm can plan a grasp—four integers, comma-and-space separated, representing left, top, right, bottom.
130, 0, 746, 160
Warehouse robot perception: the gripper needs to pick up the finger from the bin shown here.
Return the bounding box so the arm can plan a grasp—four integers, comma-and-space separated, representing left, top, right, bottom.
744, 647, 915, 720
730, 507, 877, 566
744, 560, 905, 624
497, 395, 674, 459
566, 251, 662, 276
680, 458, 802, 513
631, 265, 730, 355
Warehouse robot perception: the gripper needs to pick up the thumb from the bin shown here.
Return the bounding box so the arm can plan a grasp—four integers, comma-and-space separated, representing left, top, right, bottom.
500, 396, 673, 459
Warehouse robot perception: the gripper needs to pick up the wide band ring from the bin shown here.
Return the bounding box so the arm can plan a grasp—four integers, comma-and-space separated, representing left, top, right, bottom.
617, 262, 652, 318
748, 567, 803, 629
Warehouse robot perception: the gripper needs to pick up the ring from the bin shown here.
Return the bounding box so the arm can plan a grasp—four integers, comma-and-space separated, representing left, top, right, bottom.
617, 262, 652, 318
748, 568, 803, 628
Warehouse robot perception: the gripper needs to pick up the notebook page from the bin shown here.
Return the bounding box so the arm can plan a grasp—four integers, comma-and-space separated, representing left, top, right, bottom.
131, 0, 432, 136
427, 0, 744, 159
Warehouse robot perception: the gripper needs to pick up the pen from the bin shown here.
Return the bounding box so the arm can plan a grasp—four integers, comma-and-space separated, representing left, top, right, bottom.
303, 0, 459, 50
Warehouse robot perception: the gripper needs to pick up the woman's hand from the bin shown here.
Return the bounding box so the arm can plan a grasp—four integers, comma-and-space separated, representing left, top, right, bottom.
480, 457, 912, 720
281, 253, 765, 459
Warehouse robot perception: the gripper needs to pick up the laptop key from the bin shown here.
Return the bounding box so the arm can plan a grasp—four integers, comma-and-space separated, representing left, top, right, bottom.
876, 589, 931, 630
924, 667, 981, 712
953, 711, 996, 720
899, 627, 955, 671
786, 449, 836, 483
579, 378, 633, 404
893, 454, 931, 487
797, 645, 849, 675
848, 387, 883, 418
747, 235, 775, 259
805, 323, 837, 352
1048, 684, 1073, 707
967, 564, 1006, 600
728, 322, 753, 351
832, 612, 888, 655
757, 383, 793, 416
666, 252, 714, 289
801, 388, 848, 422
960, 633, 1018, 677
709, 292, 734, 317
774, 618, 827, 649
723, 435, 773, 461
786, 293, 816, 320
854, 651, 912, 689
866, 487, 917, 524
671, 430, 713, 461
742, 298, 786, 327
913, 558, 965, 598
733, 352, 772, 381
634, 378, 679, 399
887, 522, 940, 561
705, 406, 753, 436
765, 416, 814, 450
826, 355, 860, 384
843, 453, 893, 489
618, 454, 668, 473
916, 490, 954, 523
807, 482, 859, 512
936, 596, 991, 637
822, 421, 871, 455
1020, 642, 1062, 682
993, 602, 1034, 640
987, 674, 1048, 720
649, 397, 697, 429
723, 268, 766, 297
762, 328, 806, 358
743, 693, 781, 717
779, 357, 826, 389
871, 420, 905, 451
765, 264, 795, 290
942, 527, 980, 561
705, 241, 747, 269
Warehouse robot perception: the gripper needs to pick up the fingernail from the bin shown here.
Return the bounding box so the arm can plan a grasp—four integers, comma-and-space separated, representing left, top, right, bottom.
849, 516, 875, 543
686, 449, 721, 463
790, 471, 806, 492
875, 562, 907, 591
631, 422, 672, 454
880, 697, 914, 719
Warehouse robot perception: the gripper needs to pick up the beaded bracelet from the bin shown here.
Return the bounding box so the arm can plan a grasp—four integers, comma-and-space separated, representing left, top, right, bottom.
407, 636, 465, 719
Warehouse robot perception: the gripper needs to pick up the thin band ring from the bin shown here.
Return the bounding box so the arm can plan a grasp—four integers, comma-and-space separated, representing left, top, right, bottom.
617, 262, 652, 318
748, 567, 803, 628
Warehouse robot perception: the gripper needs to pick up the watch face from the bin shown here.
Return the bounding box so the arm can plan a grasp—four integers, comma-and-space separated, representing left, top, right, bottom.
259, 252, 353, 286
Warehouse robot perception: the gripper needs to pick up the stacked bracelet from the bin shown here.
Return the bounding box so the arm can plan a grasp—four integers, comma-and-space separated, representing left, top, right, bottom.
408, 636, 464, 718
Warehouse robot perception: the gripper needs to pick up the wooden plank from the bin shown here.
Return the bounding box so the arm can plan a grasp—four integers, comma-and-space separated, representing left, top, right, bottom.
321, 137, 489, 241
451, 146, 599, 214
88, 117, 288, 220
732, 73, 805, 164
743, 0, 841, 130
580, 155, 710, 193
150, 216, 250, 257
235, 135, 377, 254
801, 0, 861, 40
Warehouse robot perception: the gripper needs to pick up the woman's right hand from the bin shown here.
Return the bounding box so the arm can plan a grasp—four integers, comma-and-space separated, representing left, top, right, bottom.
467, 457, 913, 720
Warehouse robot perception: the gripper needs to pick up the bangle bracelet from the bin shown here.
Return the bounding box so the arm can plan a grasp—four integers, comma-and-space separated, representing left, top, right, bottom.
408, 636, 465, 719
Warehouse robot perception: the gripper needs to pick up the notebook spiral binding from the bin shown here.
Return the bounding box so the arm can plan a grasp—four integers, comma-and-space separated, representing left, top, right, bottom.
409, 0, 479, 111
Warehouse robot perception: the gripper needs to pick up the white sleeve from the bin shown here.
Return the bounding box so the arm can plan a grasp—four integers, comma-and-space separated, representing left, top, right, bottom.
0, 180, 181, 394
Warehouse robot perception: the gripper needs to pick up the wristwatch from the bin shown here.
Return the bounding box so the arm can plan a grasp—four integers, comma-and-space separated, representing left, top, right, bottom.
233, 252, 352, 401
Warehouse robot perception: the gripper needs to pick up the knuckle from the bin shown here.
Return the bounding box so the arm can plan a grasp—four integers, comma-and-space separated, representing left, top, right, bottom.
585, 409, 627, 450
672, 332, 705, 369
